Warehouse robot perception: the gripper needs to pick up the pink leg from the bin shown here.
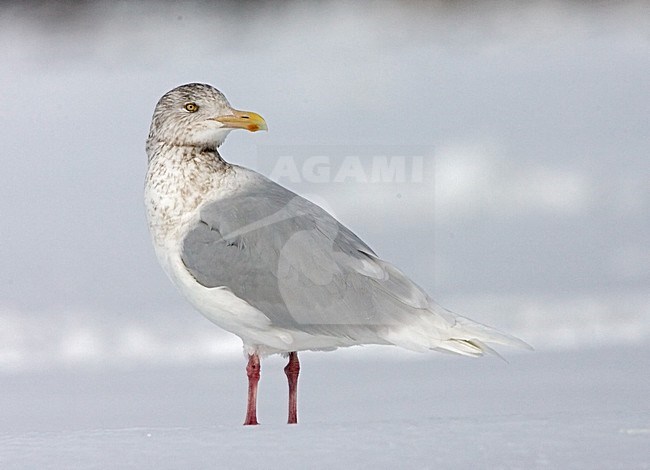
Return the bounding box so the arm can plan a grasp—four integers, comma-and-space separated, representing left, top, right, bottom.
284, 351, 300, 424
244, 353, 260, 425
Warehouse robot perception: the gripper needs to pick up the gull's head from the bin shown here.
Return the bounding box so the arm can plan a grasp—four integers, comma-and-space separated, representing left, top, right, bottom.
147, 83, 267, 151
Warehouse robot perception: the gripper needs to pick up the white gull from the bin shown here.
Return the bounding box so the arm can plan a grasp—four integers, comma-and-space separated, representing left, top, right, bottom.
144, 83, 530, 425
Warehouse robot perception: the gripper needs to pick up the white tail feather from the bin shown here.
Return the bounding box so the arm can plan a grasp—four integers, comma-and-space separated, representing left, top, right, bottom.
379, 306, 532, 357
452, 316, 533, 351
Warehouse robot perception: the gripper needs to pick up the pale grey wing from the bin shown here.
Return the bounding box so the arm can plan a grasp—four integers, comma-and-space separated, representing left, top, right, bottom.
181, 176, 432, 337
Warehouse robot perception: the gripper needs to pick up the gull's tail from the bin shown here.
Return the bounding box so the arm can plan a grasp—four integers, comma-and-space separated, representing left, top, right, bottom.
379, 301, 533, 357
436, 315, 533, 358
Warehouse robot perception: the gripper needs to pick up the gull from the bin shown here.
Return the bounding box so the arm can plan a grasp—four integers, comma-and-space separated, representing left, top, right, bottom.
144, 83, 529, 425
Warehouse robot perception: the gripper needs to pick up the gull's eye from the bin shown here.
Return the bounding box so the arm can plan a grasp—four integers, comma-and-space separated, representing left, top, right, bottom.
184, 102, 199, 113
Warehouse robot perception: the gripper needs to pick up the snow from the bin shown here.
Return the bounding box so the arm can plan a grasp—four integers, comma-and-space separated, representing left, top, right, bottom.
1, 346, 648, 469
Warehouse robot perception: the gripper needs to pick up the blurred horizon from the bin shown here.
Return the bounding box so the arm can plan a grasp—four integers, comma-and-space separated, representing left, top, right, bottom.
1, 0, 649, 372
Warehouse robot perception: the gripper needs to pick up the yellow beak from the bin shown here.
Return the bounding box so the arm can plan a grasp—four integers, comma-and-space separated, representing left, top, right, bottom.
212, 109, 268, 132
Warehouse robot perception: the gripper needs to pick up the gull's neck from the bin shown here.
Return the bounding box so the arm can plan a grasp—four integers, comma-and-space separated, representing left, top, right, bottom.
146, 141, 228, 164
145, 142, 233, 247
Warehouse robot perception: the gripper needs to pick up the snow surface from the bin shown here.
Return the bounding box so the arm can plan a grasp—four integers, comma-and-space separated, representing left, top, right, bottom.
1, 346, 648, 469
